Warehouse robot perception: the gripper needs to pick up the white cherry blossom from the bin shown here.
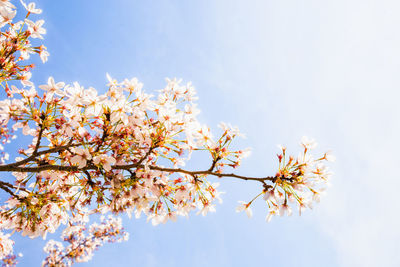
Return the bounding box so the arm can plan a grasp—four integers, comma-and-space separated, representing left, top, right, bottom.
26, 19, 46, 39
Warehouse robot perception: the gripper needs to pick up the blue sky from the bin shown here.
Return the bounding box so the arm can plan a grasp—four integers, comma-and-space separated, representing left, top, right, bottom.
8, 0, 400, 266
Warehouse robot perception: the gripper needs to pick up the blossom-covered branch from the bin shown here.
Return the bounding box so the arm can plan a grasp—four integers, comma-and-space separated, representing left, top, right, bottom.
0, 0, 334, 265
42, 216, 128, 267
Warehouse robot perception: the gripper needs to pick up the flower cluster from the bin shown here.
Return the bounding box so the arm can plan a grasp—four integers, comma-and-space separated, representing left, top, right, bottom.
0, 66, 257, 239
42, 215, 128, 267
0, 228, 22, 266
0, 231, 14, 261
0, 0, 46, 166
0, 0, 334, 266
0, 0, 47, 85
236, 137, 334, 222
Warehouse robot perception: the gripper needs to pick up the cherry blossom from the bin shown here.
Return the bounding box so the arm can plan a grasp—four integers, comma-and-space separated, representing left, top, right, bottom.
26, 19, 45, 39
20, 1, 42, 14
236, 201, 253, 218
0, 1, 334, 265
42, 216, 128, 267
0, 7, 16, 25
0, 232, 14, 260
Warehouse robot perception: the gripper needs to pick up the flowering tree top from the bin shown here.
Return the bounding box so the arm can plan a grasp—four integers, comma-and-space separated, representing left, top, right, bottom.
0, 1, 333, 266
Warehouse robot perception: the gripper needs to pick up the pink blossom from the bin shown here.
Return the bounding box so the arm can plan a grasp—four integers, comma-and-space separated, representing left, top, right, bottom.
26, 19, 46, 39
236, 201, 253, 218
93, 154, 116, 172
300, 136, 317, 150
20, 1, 42, 14
70, 148, 92, 169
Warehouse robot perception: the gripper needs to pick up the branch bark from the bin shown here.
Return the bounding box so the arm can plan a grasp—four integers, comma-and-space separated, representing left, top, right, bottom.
0, 162, 275, 184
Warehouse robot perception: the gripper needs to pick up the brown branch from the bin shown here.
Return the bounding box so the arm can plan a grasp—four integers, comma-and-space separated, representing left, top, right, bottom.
146, 165, 275, 183
208, 156, 220, 172
94, 111, 110, 153
94, 130, 107, 153
84, 170, 95, 187
4, 142, 90, 168
2, 123, 46, 168
0, 181, 27, 200
135, 146, 155, 167
0, 164, 80, 172
0, 181, 17, 198
0, 161, 275, 184
32, 119, 45, 156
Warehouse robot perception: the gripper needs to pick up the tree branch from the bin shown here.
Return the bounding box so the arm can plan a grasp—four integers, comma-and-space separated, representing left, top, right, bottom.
135, 146, 155, 167
4, 142, 91, 168
0, 162, 275, 184
146, 165, 275, 183
32, 118, 45, 156
0, 181, 25, 200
